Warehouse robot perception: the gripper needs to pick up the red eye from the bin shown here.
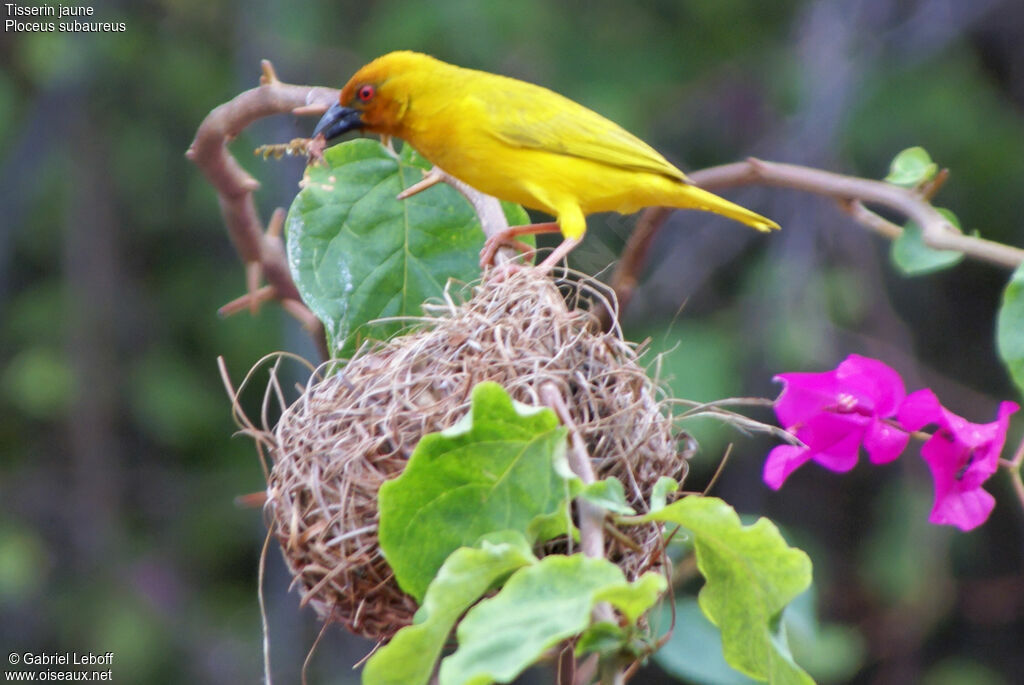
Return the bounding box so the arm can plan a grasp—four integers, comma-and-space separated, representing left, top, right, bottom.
358, 85, 375, 102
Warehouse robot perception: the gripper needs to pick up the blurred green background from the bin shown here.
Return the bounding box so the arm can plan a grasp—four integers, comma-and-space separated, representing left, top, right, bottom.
3, 1, 1024, 682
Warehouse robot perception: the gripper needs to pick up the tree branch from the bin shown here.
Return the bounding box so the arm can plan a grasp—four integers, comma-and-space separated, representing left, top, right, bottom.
187, 61, 335, 359
195, 65, 1024, 362
189, 61, 521, 359
704, 158, 1024, 268
606, 158, 1024, 323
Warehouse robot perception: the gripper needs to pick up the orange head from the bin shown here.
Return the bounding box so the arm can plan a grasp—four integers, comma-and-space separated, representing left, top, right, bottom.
313, 51, 440, 141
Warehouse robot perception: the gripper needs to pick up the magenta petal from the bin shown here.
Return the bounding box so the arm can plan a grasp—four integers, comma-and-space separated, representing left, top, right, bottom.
928, 486, 995, 532
921, 437, 993, 531
897, 388, 944, 432
768, 355, 912, 487
773, 370, 840, 427
993, 400, 1021, 447
764, 445, 812, 490
917, 399, 1019, 531
836, 355, 907, 416
998, 400, 1021, 421
805, 423, 863, 473
864, 419, 910, 464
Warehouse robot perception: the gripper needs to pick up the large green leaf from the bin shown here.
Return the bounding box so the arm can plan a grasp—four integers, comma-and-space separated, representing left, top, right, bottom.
286, 139, 528, 357
439, 554, 666, 685
997, 262, 1024, 398
378, 382, 572, 601
641, 496, 813, 684
363, 532, 537, 685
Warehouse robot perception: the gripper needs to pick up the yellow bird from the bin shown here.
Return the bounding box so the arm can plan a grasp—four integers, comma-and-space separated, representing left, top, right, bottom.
314, 51, 779, 271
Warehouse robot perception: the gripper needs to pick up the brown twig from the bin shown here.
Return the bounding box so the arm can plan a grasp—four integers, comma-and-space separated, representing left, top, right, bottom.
187, 60, 336, 359
695, 158, 1024, 268
599, 207, 671, 331
604, 158, 1024, 327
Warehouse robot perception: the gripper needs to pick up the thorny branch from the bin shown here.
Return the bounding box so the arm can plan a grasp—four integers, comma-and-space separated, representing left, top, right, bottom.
187, 61, 519, 360
186, 61, 334, 360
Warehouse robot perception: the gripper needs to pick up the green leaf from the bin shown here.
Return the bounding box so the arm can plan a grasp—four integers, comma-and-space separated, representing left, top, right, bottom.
593, 570, 667, 624
890, 209, 964, 276
654, 599, 759, 685
526, 508, 578, 545
650, 476, 679, 513
363, 532, 537, 685
439, 555, 666, 685
998, 263, 1024, 398
578, 478, 636, 515
640, 496, 813, 684
286, 139, 528, 357
884, 146, 938, 187
575, 621, 628, 658
378, 382, 571, 601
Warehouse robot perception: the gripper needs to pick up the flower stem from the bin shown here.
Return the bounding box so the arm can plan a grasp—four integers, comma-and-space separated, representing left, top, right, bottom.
1007, 467, 1024, 514
1010, 433, 1024, 468
1002, 434, 1024, 512
882, 417, 931, 443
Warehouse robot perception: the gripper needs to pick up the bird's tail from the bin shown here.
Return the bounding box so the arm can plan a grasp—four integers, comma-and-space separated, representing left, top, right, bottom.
674, 183, 779, 233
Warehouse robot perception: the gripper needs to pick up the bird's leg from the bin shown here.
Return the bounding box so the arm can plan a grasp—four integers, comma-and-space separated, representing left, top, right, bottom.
534, 237, 581, 275
480, 222, 561, 268
396, 166, 446, 200
484, 234, 580, 282
380, 134, 400, 160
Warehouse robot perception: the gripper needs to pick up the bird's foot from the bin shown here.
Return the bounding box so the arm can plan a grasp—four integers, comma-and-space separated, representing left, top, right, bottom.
482, 260, 527, 283
478, 221, 561, 268
397, 166, 447, 200
532, 237, 581, 276
479, 230, 536, 269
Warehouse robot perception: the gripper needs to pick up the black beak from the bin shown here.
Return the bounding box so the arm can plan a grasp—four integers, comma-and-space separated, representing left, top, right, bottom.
313, 102, 364, 141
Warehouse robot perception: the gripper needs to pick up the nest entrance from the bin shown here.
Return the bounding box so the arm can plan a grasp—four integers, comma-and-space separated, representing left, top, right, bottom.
257, 271, 687, 640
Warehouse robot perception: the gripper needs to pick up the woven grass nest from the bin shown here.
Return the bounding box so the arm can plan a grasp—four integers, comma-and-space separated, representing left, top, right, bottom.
260, 270, 689, 640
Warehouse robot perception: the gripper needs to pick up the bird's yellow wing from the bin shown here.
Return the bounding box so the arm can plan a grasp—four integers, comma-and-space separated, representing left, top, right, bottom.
472, 76, 689, 183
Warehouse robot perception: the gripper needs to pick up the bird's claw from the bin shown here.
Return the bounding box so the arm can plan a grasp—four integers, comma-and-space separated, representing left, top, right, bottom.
479, 231, 534, 269
397, 165, 446, 200
483, 261, 526, 283
380, 134, 400, 160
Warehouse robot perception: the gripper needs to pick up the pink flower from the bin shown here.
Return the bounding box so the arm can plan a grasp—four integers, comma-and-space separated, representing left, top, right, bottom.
764, 355, 910, 489
898, 389, 1019, 531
